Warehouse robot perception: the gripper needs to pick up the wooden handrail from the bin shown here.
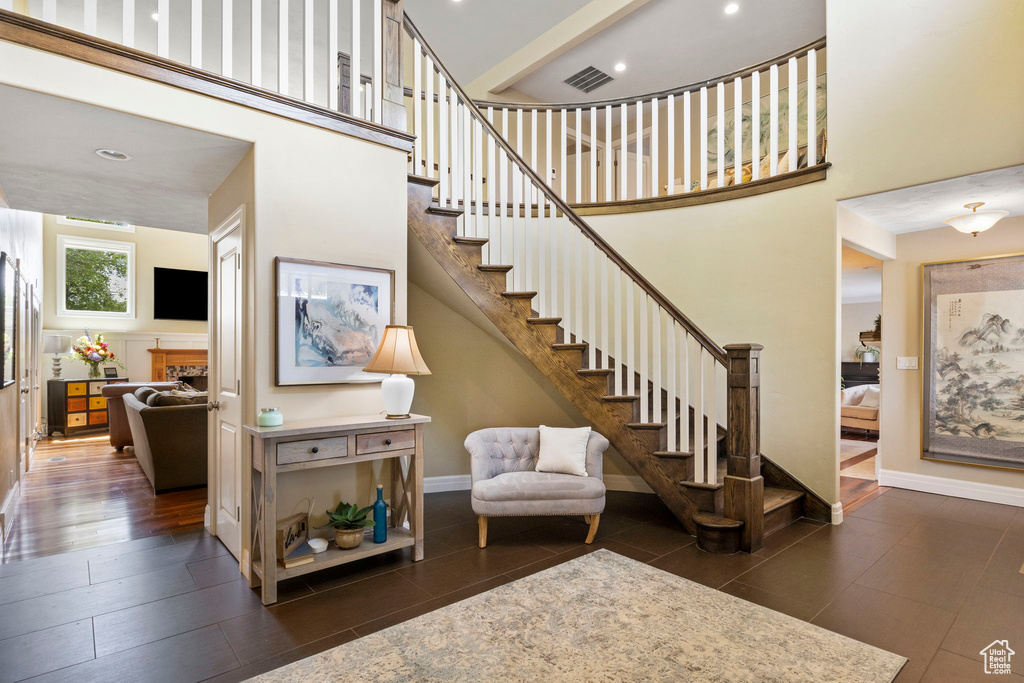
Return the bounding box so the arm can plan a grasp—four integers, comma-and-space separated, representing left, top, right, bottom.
404, 13, 728, 364
472, 37, 826, 111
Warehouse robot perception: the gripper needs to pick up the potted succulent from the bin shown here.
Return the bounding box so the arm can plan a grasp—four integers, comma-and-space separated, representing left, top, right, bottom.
317, 501, 375, 549
855, 343, 880, 364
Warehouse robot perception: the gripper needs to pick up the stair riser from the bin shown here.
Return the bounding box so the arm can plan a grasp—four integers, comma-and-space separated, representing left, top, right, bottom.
578, 374, 612, 394
551, 348, 585, 371
503, 297, 535, 317
695, 525, 741, 554
527, 323, 560, 345
764, 499, 804, 536
478, 271, 508, 290
683, 486, 723, 515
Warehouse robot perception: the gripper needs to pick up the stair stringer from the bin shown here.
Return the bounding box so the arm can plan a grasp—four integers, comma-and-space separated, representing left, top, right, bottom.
408, 175, 700, 535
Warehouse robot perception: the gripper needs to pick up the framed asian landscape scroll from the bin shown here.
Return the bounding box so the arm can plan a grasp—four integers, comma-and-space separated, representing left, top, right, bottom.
922, 253, 1024, 471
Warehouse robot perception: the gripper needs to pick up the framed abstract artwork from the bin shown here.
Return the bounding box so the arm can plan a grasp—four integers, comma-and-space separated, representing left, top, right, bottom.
922, 253, 1024, 471
275, 257, 395, 386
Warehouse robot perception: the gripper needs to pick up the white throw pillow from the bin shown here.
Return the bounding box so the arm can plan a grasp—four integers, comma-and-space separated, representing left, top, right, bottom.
859, 385, 881, 408
536, 425, 591, 477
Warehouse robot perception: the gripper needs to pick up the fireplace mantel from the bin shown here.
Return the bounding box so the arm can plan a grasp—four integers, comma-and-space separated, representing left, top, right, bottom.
148, 348, 209, 382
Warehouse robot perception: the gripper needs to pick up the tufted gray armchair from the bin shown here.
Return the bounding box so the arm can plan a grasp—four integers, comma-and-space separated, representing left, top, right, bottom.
464, 427, 610, 548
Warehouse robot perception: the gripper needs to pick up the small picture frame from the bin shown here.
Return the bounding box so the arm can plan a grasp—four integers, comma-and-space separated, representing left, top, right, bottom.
103, 366, 119, 378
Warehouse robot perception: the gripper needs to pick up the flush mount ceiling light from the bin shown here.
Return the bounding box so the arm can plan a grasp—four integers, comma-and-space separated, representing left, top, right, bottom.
944, 202, 1009, 237
614, 62, 627, 72
724, 3, 740, 14
95, 149, 132, 162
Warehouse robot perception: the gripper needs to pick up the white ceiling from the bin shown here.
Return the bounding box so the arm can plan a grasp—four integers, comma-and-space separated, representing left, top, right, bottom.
0, 85, 252, 233
840, 165, 1024, 234
841, 266, 882, 304
406, 0, 592, 86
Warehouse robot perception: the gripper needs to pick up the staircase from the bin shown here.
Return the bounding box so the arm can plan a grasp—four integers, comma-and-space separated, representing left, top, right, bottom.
403, 16, 828, 551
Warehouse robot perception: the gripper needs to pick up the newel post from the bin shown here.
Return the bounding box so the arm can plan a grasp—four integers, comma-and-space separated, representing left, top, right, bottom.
380, 0, 406, 131
723, 343, 765, 553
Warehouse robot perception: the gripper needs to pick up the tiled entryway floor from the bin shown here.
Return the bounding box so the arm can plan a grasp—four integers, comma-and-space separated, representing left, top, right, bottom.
1, 488, 1022, 682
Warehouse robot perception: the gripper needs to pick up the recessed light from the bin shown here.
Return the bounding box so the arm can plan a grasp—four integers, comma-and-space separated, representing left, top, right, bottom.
614, 63, 626, 72
95, 149, 132, 162
724, 3, 739, 14
151, 12, 159, 21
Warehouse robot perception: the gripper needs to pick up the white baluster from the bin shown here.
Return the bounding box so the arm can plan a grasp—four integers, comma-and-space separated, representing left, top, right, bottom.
349, 0, 360, 116
733, 76, 742, 184
679, 328, 689, 454
639, 293, 648, 421
589, 107, 598, 203
222, 0, 232, 78
560, 109, 568, 201
667, 319, 676, 452
751, 70, 761, 180
373, 0, 382, 123
699, 86, 708, 190
683, 91, 691, 192
500, 110, 510, 269
788, 56, 798, 171
651, 98, 659, 197
614, 265, 623, 395
604, 105, 612, 202
425, 57, 434, 176
769, 63, 779, 176
588, 243, 596, 369
562, 217, 571, 340
451, 98, 461, 208
625, 278, 635, 399
547, 195, 557, 321
531, 109, 538, 204
666, 95, 675, 196
302, 0, 314, 101
43, 0, 55, 23
545, 109, 553, 193
808, 48, 817, 165
438, 81, 449, 204
537, 187, 546, 316
619, 103, 628, 200
574, 227, 583, 350
84, 0, 97, 35
486, 108, 496, 264
279, 0, 289, 97
652, 302, 661, 425
634, 100, 643, 199
693, 346, 705, 482
122, 0, 135, 48
327, 0, 337, 105
575, 108, 583, 204
716, 82, 725, 188
704, 351, 717, 484
253, 0, 264, 88
474, 116, 484, 246
463, 103, 472, 229
600, 254, 609, 372
411, 41, 422, 173
191, 0, 203, 68
157, 0, 169, 58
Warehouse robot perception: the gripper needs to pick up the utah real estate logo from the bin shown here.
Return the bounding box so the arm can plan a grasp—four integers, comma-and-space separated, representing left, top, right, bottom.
981, 640, 1015, 675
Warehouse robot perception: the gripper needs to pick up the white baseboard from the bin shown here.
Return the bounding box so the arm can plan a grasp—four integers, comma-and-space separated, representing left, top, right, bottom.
879, 469, 1024, 507
423, 474, 654, 494
831, 502, 844, 525
0, 480, 21, 542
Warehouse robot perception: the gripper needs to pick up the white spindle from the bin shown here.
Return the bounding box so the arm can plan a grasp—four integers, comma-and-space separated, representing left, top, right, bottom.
326, 0, 337, 105
619, 103, 628, 201
157, 0, 169, 58
222, 0, 232, 79
588, 244, 596, 369
546, 110, 556, 310
751, 70, 761, 180
425, 57, 435, 177
562, 217, 572, 339
715, 82, 725, 188
788, 56, 798, 171
808, 48, 818, 165
545, 109, 553, 193
604, 105, 612, 202
43, 0, 55, 23
450, 98, 461, 207
589, 107, 598, 203
679, 328, 689, 453
614, 266, 623, 395
704, 353, 718, 484
278, 0, 289, 97
486, 107, 497, 264
733, 76, 742, 185
372, 0, 382, 123
531, 109, 538, 203
122, 0, 135, 48
682, 91, 692, 192
463, 103, 472, 224
500, 110, 510, 265
303, 0, 314, 100
252, 0, 264, 87
496, 145, 508, 267
699, 87, 708, 190
191, 0, 203, 68
693, 346, 705, 482
538, 188, 547, 315
625, 278, 635, 399
639, 293, 648, 421
635, 100, 643, 199
411, 41, 422, 173
560, 109, 568, 201
349, 0, 360, 117
439, 81, 449, 204
666, 95, 675, 196
667, 320, 677, 451
600, 255, 609, 371
769, 64, 779, 176
474, 116, 484, 245
652, 303, 661, 424
84, 0, 97, 35
574, 228, 583, 350
575, 109, 582, 204
651, 98, 659, 197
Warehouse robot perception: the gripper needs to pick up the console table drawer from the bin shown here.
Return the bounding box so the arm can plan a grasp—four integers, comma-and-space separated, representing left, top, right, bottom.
356, 429, 415, 455
277, 436, 349, 465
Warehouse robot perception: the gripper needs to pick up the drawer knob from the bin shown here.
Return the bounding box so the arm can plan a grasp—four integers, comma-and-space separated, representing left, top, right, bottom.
384, 439, 392, 446
311, 446, 319, 454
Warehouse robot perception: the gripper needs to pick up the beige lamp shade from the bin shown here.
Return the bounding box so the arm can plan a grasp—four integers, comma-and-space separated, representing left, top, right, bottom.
362, 325, 431, 376
43, 335, 72, 354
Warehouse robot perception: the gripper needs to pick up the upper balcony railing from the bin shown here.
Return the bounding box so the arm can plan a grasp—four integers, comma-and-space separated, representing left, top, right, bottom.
464, 39, 827, 211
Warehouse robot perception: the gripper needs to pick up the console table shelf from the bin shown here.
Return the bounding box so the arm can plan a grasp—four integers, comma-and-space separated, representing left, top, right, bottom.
244, 414, 429, 605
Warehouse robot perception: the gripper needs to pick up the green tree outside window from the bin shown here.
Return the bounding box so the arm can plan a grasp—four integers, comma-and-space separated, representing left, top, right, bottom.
64, 247, 129, 313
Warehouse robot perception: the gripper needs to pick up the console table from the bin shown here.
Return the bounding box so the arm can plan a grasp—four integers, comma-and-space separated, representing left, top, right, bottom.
244, 414, 430, 605
47, 377, 128, 436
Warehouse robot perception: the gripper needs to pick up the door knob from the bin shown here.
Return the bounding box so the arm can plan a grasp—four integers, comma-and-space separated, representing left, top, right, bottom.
20, 387, 29, 394
207, 401, 221, 412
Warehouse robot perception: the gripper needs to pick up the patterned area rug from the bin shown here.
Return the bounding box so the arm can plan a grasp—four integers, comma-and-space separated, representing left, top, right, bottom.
249, 550, 906, 682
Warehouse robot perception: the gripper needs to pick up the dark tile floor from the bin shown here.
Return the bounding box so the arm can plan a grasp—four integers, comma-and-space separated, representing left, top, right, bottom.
1, 489, 1022, 682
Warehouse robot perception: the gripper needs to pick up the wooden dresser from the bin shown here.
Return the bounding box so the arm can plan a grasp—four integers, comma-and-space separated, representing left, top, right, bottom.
245, 414, 430, 605
47, 377, 128, 436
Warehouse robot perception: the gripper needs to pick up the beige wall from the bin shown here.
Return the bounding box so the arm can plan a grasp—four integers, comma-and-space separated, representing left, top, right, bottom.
880, 217, 1024, 493
841, 302, 880, 362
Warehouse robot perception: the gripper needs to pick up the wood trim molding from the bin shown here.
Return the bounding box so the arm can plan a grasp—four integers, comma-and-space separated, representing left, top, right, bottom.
0, 9, 415, 153
572, 164, 831, 216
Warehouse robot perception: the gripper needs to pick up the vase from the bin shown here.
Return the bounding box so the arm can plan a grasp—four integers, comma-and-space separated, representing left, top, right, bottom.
87, 362, 101, 379
372, 484, 387, 543
334, 528, 365, 549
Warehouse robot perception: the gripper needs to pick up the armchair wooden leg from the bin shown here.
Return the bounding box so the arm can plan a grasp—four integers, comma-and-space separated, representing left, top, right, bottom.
478, 516, 488, 548
584, 514, 600, 544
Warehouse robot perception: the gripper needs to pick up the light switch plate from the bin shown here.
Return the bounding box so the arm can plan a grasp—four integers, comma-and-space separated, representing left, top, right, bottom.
897, 357, 918, 370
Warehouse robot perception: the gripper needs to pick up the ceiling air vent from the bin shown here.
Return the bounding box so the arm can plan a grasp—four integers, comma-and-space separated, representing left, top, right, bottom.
564, 66, 614, 94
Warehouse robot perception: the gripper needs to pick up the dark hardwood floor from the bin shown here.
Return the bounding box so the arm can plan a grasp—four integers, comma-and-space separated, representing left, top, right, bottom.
1, 437, 207, 563
840, 429, 886, 511
0, 488, 1021, 681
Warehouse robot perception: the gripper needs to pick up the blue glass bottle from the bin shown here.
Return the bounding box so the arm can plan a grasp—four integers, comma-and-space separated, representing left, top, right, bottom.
373, 484, 387, 543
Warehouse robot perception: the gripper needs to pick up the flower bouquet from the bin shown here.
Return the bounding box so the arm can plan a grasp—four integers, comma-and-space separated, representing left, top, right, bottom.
71, 332, 124, 379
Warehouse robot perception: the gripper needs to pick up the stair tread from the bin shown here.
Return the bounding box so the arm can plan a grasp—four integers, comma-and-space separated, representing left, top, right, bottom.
602, 395, 640, 402
626, 422, 666, 430
478, 264, 513, 272
578, 368, 613, 376
552, 342, 587, 350
452, 236, 487, 245
429, 205, 464, 217
502, 291, 537, 299
693, 512, 743, 529
526, 317, 561, 324
654, 451, 693, 459
764, 487, 804, 514
680, 479, 724, 491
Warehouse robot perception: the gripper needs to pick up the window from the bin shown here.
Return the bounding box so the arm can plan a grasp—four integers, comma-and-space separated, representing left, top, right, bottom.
57, 216, 135, 233
57, 235, 136, 318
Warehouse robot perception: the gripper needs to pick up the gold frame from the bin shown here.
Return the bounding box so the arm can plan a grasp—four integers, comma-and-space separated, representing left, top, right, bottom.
919, 251, 1024, 472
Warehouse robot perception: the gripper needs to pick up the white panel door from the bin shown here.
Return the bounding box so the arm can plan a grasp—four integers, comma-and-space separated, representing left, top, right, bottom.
210, 218, 243, 560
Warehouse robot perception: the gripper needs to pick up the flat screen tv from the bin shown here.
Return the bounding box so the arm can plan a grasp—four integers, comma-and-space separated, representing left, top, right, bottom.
154, 267, 208, 321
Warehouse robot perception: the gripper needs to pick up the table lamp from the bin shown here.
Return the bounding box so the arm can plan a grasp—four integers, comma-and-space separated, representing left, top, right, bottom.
43, 335, 72, 378
362, 325, 431, 419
